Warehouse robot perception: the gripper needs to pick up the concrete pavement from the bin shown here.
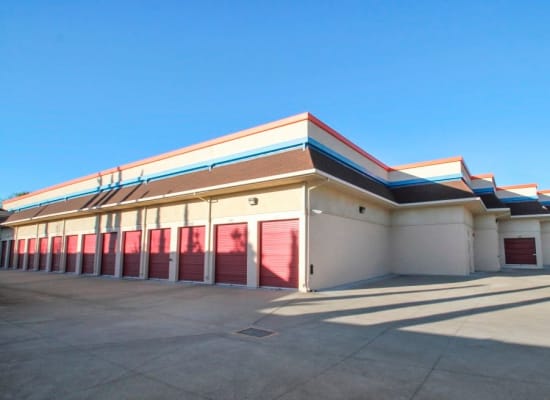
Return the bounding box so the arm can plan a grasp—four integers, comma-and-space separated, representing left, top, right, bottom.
1, 269, 550, 399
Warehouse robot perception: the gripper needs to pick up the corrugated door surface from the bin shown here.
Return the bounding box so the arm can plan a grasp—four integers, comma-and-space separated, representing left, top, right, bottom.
27, 238, 37, 270
179, 226, 205, 281
82, 234, 97, 274
1, 241, 7, 268
38, 238, 48, 270
17, 239, 26, 269
65, 235, 78, 273
260, 219, 299, 288
101, 232, 117, 276
10, 240, 16, 267
123, 231, 141, 277
215, 223, 247, 285
51, 236, 63, 271
148, 228, 170, 279
504, 238, 537, 265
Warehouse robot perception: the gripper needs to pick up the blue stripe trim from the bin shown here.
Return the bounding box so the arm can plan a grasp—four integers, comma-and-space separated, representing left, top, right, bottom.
307, 138, 466, 188
473, 187, 495, 194
388, 174, 463, 188
10, 139, 307, 212
307, 138, 388, 185
8, 137, 470, 213
540, 201, 550, 206
500, 196, 539, 203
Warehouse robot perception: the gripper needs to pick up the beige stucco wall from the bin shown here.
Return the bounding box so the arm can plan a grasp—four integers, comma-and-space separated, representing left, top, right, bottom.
473, 215, 500, 271
47, 221, 64, 236
65, 216, 97, 234
145, 201, 209, 227
211, 185, 303, 220
307, 186, 391, 290
499, 219, 543, 268
14, 224, 37, 238
541, 222, 550, 266
391, 206, 472, 275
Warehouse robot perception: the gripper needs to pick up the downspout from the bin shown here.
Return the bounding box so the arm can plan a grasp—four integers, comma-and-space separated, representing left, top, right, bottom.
194, 193, 213, 282
305, 178, 330, 292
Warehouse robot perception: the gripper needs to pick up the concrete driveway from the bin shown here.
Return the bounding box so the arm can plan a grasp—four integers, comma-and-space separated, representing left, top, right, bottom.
1, 269, 550, 400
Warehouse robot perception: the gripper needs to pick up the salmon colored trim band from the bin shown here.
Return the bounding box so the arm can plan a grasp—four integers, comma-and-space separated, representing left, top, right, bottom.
471, 173, 495, 179
390, 156, 464, 171
4, 113, 313, 205
497, 183, 538, 190
305, 113, 391, 171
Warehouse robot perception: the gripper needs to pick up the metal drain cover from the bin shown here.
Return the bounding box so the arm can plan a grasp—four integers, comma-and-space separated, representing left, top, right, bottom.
237, 327, 275, 338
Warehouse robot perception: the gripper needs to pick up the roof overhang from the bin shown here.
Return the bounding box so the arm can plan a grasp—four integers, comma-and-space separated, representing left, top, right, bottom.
1, 170, 318, 227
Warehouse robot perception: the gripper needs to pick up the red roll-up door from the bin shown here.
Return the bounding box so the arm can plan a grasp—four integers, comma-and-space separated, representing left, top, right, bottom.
27, 238, 37, 270
504, 238, 537, 265
101, 232, 117, 276
179, 226, 205, 281
123, 230, 141, 277
10, 240, 16, 268
82, 234, 97, 274
260, 219, 299, 288
65, 235, 78, 273
148, 228, 170, 279
38, 238, 48, 271
1, 241, 7, 268
51, 236, 63, 272
215, 223, 247, 285
17, 239, 26, 269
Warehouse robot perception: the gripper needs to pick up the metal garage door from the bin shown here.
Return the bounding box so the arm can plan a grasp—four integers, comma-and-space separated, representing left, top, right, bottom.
38, 238, 48, 271
123, 230, 141, 278
260, 219, 299, 288
65, 235, 78, 273
27, 238, 36, 270
215, 223, 247, 285
148, 228, 170, 279
10, 240, 16, 268
504, 238, 537, 265
82, 234, 97, 274
179, 226, 205, 281
1, 241, 7, 268
51, 236, 63, 272
17, 239, 26, 269
101, 232, 117, 276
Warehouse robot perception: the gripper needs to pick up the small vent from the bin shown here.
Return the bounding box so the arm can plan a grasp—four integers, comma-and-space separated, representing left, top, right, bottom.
237, 327, 275, 338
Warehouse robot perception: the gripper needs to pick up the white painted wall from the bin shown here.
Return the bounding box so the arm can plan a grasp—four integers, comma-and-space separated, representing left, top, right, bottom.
474, 214, 500, 271
541, 222, 550, 267
307, 186, 391, 290
391, 206, 471, 275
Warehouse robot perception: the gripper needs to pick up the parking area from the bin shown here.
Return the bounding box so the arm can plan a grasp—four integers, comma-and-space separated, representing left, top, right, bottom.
1, 269, 550, 399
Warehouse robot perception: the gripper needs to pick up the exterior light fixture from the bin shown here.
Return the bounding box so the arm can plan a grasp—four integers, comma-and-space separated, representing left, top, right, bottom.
248, 197, 258, 206
359, 206, 366, 214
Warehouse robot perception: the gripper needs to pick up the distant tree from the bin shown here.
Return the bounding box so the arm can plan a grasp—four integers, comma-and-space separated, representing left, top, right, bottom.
1, 191, 30, 207
10, 191, 30, 198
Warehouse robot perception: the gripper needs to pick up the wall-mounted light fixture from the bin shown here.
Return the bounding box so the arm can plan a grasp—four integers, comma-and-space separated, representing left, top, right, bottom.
248, 197, 258, 206
359, 206, 366, 214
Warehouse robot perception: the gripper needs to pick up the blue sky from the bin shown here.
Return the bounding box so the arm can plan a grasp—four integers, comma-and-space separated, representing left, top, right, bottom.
1, 1, 550, 204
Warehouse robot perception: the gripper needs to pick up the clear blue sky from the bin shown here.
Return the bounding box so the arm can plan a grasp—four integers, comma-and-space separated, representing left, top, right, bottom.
2, 1, 550, 204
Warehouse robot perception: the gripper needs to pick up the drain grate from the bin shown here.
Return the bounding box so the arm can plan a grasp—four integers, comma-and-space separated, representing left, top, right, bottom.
236, 327, 275, 338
